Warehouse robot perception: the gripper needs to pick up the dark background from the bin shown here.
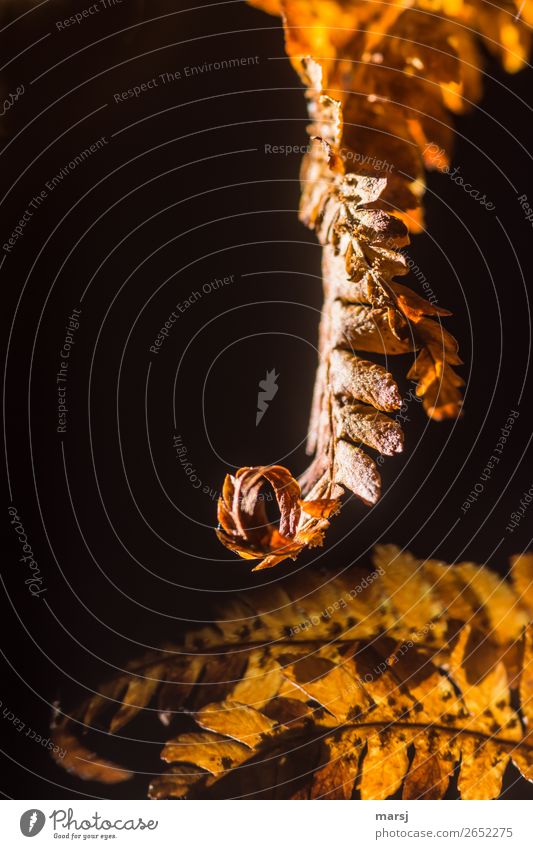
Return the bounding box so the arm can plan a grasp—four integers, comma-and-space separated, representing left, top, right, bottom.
1, 0, 532, 799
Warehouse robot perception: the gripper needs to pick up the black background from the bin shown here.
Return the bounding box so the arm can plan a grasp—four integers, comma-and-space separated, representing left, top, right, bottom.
1, 0, 532, 799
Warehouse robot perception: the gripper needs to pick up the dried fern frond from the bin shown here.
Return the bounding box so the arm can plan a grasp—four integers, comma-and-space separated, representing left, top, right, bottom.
216, 465, 341, 571
216, 0, 531, 569
52, 548, 533, 799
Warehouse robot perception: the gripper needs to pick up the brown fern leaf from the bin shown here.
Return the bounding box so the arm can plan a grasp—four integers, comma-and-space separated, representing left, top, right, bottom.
51, 547, 533, 798
295, 69, 464, 517
216, 465, 341, 571
215, 0, 530, 567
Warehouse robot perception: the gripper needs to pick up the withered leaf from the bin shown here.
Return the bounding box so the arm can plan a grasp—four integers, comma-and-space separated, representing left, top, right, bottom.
214, 0, 532, 567
51, 724, 133, 785
52, 547, 533, 799
329, 348, 402, 412
109, 665, 165, 733
334, 404, 403, 456
161, 731, 249, 775
195, 700, 277, 747
333, 440, 381, 506
217, 464, 340, 570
